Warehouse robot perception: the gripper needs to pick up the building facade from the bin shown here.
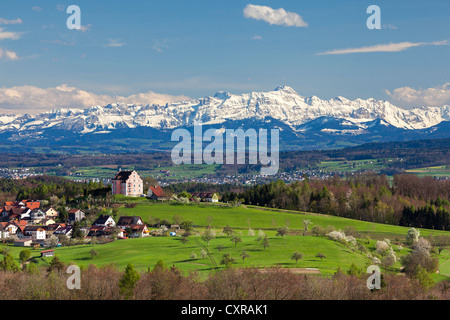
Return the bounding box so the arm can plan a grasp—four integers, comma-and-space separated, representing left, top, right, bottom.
111, 170, 143, 197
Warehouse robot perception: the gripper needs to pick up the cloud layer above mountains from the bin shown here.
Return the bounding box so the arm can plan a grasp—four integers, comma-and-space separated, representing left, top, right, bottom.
0, 84, 190, 114
386, 83, 450, 108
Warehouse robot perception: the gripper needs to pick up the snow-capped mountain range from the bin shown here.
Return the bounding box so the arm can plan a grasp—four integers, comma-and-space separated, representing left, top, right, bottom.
0, 85, 448, 152
0, 85, 449, 134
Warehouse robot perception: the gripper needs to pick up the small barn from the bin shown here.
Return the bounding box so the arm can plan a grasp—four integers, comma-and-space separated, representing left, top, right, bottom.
14, 239, 32, 247
40, 249, 54, 258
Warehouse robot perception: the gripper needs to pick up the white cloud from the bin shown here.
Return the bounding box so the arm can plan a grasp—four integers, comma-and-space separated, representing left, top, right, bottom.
243, 4, 308, 28
0, 28, 22, 40
77, 24, 92, 33
0, 84, 191, 114
104, 39, 124, 47
386, 83, 450, 108
41, 39, 75, 46
0, 17, 23, 25
152, 39, 175, 53
251, 35, 262, 40
0, 48, 19, 60
0, 27, 22, 61
383, 24, 398, 30
32, 6, 43, 12
56, 4, 66, 12
317, 40, 449, 55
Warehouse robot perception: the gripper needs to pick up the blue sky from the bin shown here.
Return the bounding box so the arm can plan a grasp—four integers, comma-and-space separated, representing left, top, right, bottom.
0, 0, 449, 113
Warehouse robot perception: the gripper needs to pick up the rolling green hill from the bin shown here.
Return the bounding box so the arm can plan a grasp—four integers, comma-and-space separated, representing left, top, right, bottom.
2, 202, 449, 280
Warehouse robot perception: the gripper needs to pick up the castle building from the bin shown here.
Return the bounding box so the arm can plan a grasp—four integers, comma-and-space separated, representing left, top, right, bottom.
111, 170, 143, 197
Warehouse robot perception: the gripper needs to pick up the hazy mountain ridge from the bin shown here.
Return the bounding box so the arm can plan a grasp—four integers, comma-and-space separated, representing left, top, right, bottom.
0, 86, 448, 152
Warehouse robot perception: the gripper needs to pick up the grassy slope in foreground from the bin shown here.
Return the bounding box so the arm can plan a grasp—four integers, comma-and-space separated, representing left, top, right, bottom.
5, 235, 372, 275
2, 203, 449, 277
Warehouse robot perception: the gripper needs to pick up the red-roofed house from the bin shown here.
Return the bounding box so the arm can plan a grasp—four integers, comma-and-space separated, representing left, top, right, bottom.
41, 249, 54, 257
147, 186, 168, 201
1, 220, 28, 237
23, 201, 40, 210
117, 216, 149, 238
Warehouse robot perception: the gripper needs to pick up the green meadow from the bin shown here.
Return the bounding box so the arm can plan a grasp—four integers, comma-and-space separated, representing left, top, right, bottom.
317, 159, 388, 173
119, 203, 450, 238
405, 166, 450, 178
62, 164, 221, 181
3, 235, 373, 276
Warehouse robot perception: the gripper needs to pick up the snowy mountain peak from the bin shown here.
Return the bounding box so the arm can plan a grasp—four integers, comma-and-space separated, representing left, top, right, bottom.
0, 86, 448, 136
273, 85, 298, 94
213, 91, 232, 100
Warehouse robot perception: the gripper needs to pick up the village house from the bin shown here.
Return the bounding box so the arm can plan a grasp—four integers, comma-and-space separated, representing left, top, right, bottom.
0, 220, 28, 238
17, 208, 32, 220
92, 215, 116, 227
13, 220, 28, 234
68, 209, 85, 223
22, 226, 46, 241
21, 200, 41, 210
88, 225, 124, 238
40, 218, 56, 226
0, 207, 11, 221
117, 216, 149, 238
5, 200, 40, 210
147, 185, 168, 201
111, 170, 143, 197
126, 224, 149, 238
53, 225, 73, 237
14, 239, 33, 247
45, 223, 65, 238
117, 216, 144, 228
45, 206, 59, 219
1, 206, 31, 222
1, 200, 42, 222
29, 208, 46, 224
191, 192, 219, 202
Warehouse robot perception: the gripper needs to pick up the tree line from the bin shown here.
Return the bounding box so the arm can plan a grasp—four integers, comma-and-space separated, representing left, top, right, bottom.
222, 174, 450, 230
0, 176, 110, 204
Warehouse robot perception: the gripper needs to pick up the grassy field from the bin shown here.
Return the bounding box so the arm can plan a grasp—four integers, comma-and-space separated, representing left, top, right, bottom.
317, 159, 389, 173
405, 166, 450, 178
2, 235, 373, 276
118, 203, 450, 238
2, 202, 449, 281
61, 164, 221, 181
440, 259, 450, 277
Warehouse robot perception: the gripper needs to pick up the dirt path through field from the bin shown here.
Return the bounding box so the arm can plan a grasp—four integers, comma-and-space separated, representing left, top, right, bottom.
188, 262, 209, 266
257, 268, 321, 274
